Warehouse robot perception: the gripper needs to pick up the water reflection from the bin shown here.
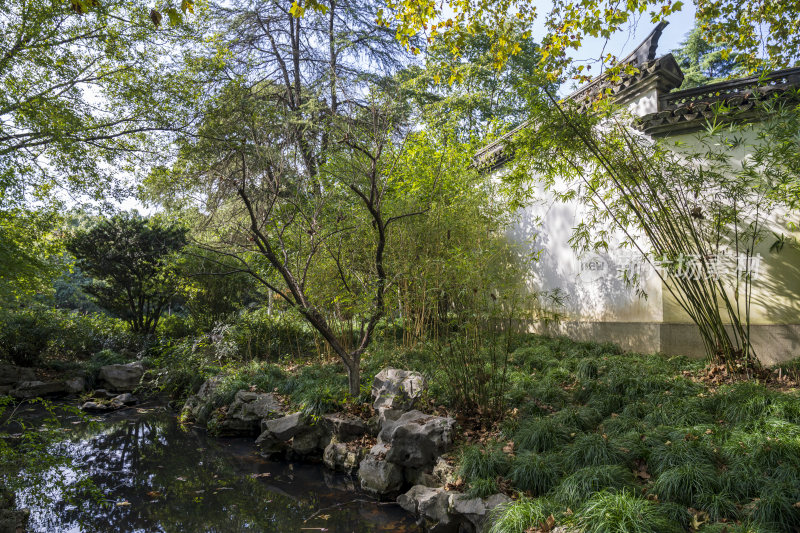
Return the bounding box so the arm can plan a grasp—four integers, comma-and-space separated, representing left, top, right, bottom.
20, 406, 419, 532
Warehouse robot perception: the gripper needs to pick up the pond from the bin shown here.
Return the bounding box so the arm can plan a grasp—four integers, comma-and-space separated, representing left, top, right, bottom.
15, 403, 420, 532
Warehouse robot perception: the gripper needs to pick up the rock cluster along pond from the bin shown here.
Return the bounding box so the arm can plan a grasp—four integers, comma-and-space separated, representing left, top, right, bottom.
180, 368, 510, 532
0, 362, 149, 415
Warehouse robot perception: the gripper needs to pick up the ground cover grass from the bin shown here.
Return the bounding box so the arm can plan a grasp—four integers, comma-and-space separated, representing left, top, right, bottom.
458, 336, 800, 533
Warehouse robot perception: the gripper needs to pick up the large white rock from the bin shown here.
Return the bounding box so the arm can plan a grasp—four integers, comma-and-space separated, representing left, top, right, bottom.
379, 410, 456, 468
371, 368, 426, 422
98, 361, 144, 392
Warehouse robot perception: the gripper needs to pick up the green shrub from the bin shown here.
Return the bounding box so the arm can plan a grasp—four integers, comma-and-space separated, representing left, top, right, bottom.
457, 444, 510, 482
554, 465, 634, 508
576, 490, 680, 533
514, 418, 572, 453
508, 451, 560, 495
0, 307, 132, 366
651, 464, 719, 506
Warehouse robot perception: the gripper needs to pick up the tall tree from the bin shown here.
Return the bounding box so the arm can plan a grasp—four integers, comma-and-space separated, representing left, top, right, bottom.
145, 0, 430, 394
67, 213, 188, 335
672, 23, 743, 89
0, 0, 209, 211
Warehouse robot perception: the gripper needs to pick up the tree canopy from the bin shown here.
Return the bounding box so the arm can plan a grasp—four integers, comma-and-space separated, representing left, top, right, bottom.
67, 213, 188, 334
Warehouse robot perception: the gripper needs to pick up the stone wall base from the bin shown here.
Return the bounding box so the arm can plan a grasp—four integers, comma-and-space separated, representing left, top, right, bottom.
531, 321, 800, 365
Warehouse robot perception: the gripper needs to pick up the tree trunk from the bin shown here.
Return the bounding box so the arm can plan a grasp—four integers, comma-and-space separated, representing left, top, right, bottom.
346, 358, 361, 397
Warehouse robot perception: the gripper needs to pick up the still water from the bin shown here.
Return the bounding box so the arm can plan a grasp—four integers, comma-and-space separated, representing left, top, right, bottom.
18, 404, 419, 532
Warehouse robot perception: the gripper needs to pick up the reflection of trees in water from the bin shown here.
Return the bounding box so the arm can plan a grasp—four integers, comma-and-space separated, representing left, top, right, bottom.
25, 410, 416, 532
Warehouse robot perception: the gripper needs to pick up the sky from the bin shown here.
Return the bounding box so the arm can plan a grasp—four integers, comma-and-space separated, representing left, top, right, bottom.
556, 3, 698, 93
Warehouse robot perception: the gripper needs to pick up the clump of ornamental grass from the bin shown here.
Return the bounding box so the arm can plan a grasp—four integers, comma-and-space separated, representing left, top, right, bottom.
715, 382, 775, 425
621, 401, 650, 419
651, 463, 719, 506
750, 437, 800, 472
467, 477, 499, 499
720, 461, 763, 500
576, 490, 681, 533
487, 497, 559, 533
697, 491, 740, 522
544, 366, 573, 385
530, 379, 570, 408
508, 451, 560, 496
458, 444, 510, 482
600, 415, 647, 436
586, 391, 626, 417
648, 438, 717, 476
576, 358, 599, 381
552, 406, 602, 431
643, 397, 714, 427
553, 465, 635, 508
748, 481, 800, 531
767, 394, 800, 424
563, 433, 626, 469
514, 417, 572, 453
512, 346, 558, 373
658, 501, 692, 530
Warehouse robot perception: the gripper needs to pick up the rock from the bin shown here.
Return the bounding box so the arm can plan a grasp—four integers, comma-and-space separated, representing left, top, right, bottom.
112, 393, 137, 405
372, 368, 426, 421
321, 413, 367, 441
254, 431, 287, 458
0, 364, 36, 386
379, 410, 456, 469
403, 467, 439, 488
291, 425, 329, 457
64, 377, 86, 394
98, 361, 144, 392
81, 401, 121, 413
398, 485, 458, 532
10, 380, 67, 399
358, 443, 404, 499
260, 412, 305, 441
432, 457, 457, 486
93, 389, 118, 399
181, 375, 225, 425
449, 494, 485, 516
213, 391, 284, 436
484, 493, 511, 511
323, 442, 366, 474
255, 412, 328, 458
448, 494, 487, 531
452, 493, 512, 533
0, 386, 11, 396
